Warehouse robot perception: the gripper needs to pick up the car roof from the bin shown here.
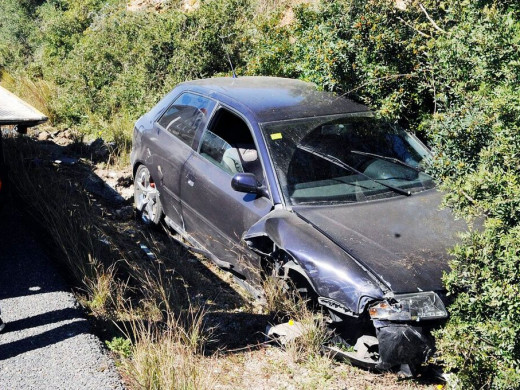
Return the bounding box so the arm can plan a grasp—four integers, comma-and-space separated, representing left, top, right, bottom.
179, 76, 370, 122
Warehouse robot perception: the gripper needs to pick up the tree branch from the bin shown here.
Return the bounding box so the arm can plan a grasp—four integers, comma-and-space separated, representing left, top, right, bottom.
334, 73, 418, 100
397, 16, 432, 38
419, 3, 447, 34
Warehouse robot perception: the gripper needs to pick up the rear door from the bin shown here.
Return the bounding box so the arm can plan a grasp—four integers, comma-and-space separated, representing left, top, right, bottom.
180, 107, 273, 275
152, 92, 216, 228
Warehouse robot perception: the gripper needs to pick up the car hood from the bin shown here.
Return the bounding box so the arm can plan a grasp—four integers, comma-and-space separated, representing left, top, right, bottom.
293, 189, 468, 293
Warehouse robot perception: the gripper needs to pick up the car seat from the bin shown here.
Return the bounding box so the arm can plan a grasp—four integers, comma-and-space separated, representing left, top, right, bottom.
222, 146, 263, 182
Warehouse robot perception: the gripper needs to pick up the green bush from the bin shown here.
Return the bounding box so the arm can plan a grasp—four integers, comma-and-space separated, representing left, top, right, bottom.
41, 0, 251, 129
246, 0, 437, 128
421, 4, 520, 388
0, 0, 39, 70
2, 0, 252, 133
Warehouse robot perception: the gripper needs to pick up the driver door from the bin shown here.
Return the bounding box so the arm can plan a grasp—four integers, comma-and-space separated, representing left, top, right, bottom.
180, 107, 272, 276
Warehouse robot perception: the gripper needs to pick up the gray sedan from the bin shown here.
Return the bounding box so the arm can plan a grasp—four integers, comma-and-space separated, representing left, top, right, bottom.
131, 76, 465, 374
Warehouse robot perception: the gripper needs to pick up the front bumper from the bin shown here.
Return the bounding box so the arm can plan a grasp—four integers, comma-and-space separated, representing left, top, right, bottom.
326, 318, 441, 376
374, 320, 435, 371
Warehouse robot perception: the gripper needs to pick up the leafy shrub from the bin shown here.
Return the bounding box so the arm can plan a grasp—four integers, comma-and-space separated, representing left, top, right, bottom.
246, 0, 437, 127
41, 0, 251, 130
37, 0, 122, 65
106, 336, 133, 359
0, 0, 39, 70
422, 4, 520, 388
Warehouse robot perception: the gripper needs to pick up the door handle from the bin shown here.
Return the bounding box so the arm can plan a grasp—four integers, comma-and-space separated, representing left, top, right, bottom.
157, 165, 164, 180
186, 172, 195, 187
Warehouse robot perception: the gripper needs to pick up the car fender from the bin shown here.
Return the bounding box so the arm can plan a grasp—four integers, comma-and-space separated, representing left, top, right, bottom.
243, 209, 386, 315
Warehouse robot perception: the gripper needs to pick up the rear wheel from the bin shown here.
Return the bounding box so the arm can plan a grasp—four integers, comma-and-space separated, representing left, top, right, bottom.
134, 165, 162, 225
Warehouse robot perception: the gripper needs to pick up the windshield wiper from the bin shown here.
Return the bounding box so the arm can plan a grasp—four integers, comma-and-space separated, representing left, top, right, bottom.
297, 145, 411, 196
349, 150, 421, 172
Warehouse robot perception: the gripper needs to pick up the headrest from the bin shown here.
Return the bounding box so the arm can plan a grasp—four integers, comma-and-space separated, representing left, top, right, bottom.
238, 148, 258, 163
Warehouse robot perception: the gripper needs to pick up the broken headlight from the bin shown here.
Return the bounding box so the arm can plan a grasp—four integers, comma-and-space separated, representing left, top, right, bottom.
368, 292, 447, 321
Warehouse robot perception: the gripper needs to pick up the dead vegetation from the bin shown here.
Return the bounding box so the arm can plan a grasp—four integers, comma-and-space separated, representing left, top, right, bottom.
2, 128, 440, 389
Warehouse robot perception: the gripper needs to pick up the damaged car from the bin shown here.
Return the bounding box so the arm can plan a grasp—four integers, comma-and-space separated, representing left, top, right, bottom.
131, 76, 467, 374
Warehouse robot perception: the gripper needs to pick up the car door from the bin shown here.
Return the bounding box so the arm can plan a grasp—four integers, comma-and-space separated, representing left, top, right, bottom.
151, 92, 216, 229
180, 107, 273, 275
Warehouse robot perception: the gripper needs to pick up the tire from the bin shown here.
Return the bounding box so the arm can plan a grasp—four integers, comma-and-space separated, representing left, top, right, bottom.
134, 165, 162, 225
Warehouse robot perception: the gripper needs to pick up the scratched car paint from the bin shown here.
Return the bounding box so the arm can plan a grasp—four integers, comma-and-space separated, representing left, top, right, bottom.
131, 76, 467, 374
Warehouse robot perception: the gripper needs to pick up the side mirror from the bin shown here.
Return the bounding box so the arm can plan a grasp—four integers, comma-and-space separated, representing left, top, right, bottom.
232, 173, 267, 197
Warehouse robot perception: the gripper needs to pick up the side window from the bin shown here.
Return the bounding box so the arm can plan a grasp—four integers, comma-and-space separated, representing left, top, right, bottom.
199, 109, 264, 182
157, 92, 215, 146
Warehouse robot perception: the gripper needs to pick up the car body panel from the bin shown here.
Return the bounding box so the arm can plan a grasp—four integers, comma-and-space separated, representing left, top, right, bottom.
244, 209, 386, 314
178, 77, 370, 122
149, 123, 193, 227
181, 151, 272, 274
293, 188, 467, 293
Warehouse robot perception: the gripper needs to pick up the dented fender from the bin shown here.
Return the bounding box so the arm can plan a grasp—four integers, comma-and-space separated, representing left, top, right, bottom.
243, 209, 386, 315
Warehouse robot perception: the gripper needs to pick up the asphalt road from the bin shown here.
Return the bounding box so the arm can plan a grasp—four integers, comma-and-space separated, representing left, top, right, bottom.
0, 200, 124, 389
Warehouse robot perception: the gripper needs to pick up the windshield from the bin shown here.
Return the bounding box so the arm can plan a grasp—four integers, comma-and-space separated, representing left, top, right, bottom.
261, 113, 434, 205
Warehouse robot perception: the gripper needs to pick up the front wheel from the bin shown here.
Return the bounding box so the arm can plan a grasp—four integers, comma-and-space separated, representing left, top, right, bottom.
134, 165, 162, 225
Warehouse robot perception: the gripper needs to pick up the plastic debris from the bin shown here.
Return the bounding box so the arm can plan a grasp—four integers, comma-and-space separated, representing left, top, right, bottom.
266, 321, 305, 345
140, 244, 156, 260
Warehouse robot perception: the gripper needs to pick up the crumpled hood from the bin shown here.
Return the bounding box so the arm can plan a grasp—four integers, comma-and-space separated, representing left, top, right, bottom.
293, 189, 468, 293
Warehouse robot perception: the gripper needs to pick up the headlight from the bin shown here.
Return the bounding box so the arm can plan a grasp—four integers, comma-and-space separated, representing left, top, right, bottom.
368, 292, 447, 321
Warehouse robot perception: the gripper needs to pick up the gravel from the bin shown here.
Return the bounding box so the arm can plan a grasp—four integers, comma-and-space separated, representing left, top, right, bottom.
0, 201, 124, 390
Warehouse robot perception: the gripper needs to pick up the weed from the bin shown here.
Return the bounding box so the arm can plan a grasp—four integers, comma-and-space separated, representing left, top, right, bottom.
260, 270, 331, 363
106, 336, 133, 359
83, 256, 118, 315
261, 274, 289, 314
284, 301, 330, 363
120, 310, 216, 390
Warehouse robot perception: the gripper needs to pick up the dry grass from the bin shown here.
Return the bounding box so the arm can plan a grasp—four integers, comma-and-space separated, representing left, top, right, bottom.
116, 309, 216, 390
284, 301, 330, 363
0, 71, 57, 123
260, 274, 331, 364
83, 257, 119, 315
261, 275, 289, 314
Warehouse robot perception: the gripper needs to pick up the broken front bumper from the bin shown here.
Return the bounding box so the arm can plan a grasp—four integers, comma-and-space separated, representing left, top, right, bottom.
326, 319, 441, 375
374, 320, 435, 371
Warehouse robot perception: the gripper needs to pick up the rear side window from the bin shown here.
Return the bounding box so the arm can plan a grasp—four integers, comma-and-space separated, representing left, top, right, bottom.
157, 92, 215, 146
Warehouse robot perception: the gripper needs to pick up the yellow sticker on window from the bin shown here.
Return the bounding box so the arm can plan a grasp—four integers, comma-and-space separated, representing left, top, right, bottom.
270, 133, 282, 140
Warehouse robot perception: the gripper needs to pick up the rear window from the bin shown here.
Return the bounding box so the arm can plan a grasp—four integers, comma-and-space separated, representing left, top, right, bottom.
157, 92, 215, 146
